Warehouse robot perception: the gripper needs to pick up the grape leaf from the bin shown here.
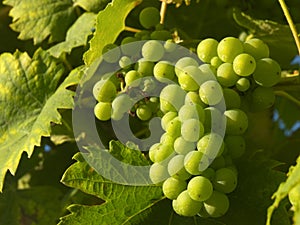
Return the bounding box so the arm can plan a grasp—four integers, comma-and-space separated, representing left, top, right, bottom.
3, 0, 77, 44
48, 12, 97, 58
73, 0, 111, 13
0, 186, 63, 225
232, 8, 298, 69
267, 155, 300, 225
83, 0, 142, 65
0, 49, 81, 192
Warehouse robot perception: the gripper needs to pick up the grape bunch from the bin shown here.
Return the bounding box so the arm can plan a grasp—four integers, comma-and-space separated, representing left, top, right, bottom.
91, 6, 281, 219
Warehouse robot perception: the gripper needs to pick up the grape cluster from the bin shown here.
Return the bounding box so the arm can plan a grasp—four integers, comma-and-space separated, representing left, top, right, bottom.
91, 7, 281, 219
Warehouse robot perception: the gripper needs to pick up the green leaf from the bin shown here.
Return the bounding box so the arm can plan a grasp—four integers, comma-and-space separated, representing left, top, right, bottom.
83, 0, 142, 65
0, 186, 63, 225
3, 0, 77, 44
48, 12, 97, 58
0, 49, 81, 192
73, 0, 111, 13
233, 9, 298, 69
267, 155, 300, 225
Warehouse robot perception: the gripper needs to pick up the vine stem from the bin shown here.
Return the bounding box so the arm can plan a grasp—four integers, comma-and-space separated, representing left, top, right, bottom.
160, 0, 167, 24
124, 26, 142, 33
274, 90, 300, 107
278, 0, 300, 55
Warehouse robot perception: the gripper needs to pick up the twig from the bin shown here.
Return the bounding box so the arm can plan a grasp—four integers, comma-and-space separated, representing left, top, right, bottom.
274, 90, 300, 107
278, 0, 300, 55
160, 0, 168, 24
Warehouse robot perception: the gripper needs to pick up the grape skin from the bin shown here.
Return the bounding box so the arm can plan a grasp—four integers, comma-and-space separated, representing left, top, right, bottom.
203, 191, 230, 218
197, 38, 219, 63
217, 37, 244, 63
163, 177, 187, 200
213, 167, 237, 193
94, 102, 112, 121
139, 7, 160, 29
187, 176, 213, 201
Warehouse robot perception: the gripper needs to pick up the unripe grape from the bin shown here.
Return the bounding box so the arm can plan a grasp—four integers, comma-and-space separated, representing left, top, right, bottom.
149, 143, 160, 162
210, 56, 223, 68
136, 104, 152, 121
119, 56, 132, 69
161, 111, 177, 131
197, 38, 219, 63
201, 168, 216, 181
139, 7, 160, 29
216, 62, 239, 87
174, 136, 196, 155
253, 58, 281, 87
172, 190, 203, 217
150, 30, 172, 41
93, 79, 117, 102
235, 77, 250, 92
224, 109, 248, 135
181, 119, 204, 142
160, 133, 176, 146
166, 117, 182, 138
160, 84, 186, 112
199, 80, 224, 105
142, 40, 165, 62
185, 91, 206, 107
210, 156, 226, 170
164, 39, 177, 52
153, 61, 175, 83
125, 70, 141, 87
203, 191, 230, 217
187, 176, 213, 201
149, 162, 169, 184
197, 133, 225, 158
217, 37, 244, 63
163, 177, 187, 200
168, 155, 191, 180
223, 88, 241, 109
224, 135, 246, 159
177, 66, 200, 91
135, 59, 155, 77
213, 168, 237, 193
184, 151, 209, 175
233, 53, 256, 76
175, 57, 199, 76
243, 38, 269, 59
251, 86, 275, 110
112, 94, 133, 114
94, 102, 112, 121
154, 143, 174, 162
178, 104, 205, 123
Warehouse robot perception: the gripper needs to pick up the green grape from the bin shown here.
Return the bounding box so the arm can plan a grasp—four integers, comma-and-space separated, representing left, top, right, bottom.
135, 59, 155, 77
174, 136, 196, 155
149, 143, 160, 162
160, 133, 176, 146
121, 36, 140, 56
135, 30, 151, 39
223, 88, 241, 109
210, 56, 223, 68
209, 156, 226, 170
235, 77, 250, 92
175, 57, 199, 76
213, 168, 237, 193
93, 79, 117, 102
203, 191, 230, 217
197, 133, 225, 158
185, 91, 206, 107
199, 63, 217, 76
150, 30, 172, 41
163, 177, 187, 200
177, 66, 200, 91
139, 7, 160, 29
94, 102, 112, 121
216, 62, 239, 87
224, 109, 248, 135
184, 150, 209, 175
201, 168, 215, 181
187, 176, 213, 201
153, 143, 175, 162
136, 104, 152, 121
233, 53, 256, 76
153, 61, 175, 83
251, 86, 275, 110
181, 118, 204, 142
160, 84, 186, 113
172, 190, 203, 217
161, 111, 178, 130
149, 162, 169, 184
119, 56, 133, 69
168, 155, 191, 180
178, 104, 205, 123
217, 37, 244, 63
164, 39, 177, 52
197, 38, 218, 63
102, 43, 121, 63
142, 40, 165, 62
224, 135, 246, 159
166, 117, 182, 138
111, 109, 124, 121
226, 165, 238, 177
112, 94, 133, 114
199, 80, 223, 105
253, 58, 281, 87
125, 70, 141, 87
203, 107, 226, 133
147, 96, 160, 113
243, 38, 269, 59
155, 23, 164, 31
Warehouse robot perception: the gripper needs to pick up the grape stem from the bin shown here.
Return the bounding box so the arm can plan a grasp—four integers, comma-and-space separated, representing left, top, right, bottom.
160, 0, 168, 24
278, 0, 300, 55
274, 90, 300, 107
124, 26, 142, 33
